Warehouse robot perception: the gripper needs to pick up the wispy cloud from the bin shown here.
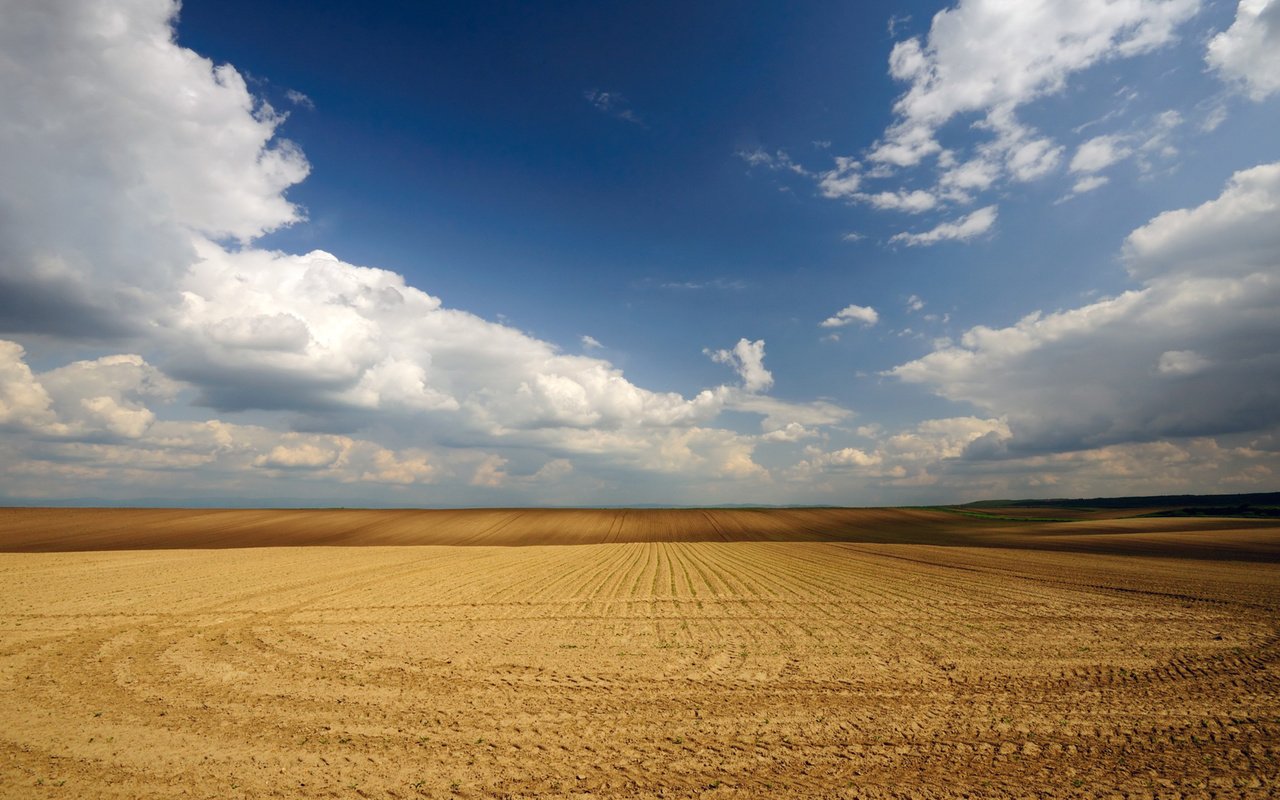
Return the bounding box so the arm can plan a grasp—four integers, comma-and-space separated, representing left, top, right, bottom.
659, 278, 748, 291
584, 89, 643, 124
736, 147, 812, 177
284, 88, 315, 110
889, 205, 997, 247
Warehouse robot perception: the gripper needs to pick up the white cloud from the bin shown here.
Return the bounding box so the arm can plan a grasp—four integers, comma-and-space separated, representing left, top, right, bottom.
736, 147, 811, 176
820, 304, 879, 328
725, 392, 849, 433
938, 157, 999, 196
810, 447, 882, 468
1070, 135, 1132, 173
1201, 104, 1229, 132
792, 416, 1010, 485
39, 353, 179, 439
580, 334, 603, 350
0, 334, 789, 498
585, 89, 642, 124
1069, 175, 1111, 195
0, 0, 309, 334
0, 341, 56, 432
760, 421, 817, 443
794, 0, 1199, 238
470, 454, 509, 487
988, 113, 1066, 182
889, 161, 1280, 454
0, 342, 440, 489
906, 295, 925, 312
1121, 161, 1280, 280
792, 417, 1277, 501
1136, 109, 1183, 170
284, 89, 315, 110
855, 189, 938, 213
706, 339, 773, 393
0, 0, 858, 503
890, 205, 997, 247
255, 440, 345, 470
872, 0, 1199, 168
1207, 0, 1280, 100
529, 458, 574, 483
1060, 111, 1182, 195
361, 448, 436, 484
817, 156, 862, 198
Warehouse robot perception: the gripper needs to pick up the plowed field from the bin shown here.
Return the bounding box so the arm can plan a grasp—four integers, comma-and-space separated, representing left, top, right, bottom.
2, 508, 1279, 798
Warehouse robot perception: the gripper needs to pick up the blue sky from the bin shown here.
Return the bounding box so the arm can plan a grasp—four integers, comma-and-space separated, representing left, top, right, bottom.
1, 0, 1278, 505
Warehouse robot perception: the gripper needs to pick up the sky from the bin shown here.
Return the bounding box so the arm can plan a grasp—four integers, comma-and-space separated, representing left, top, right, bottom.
1, 0, 1278, 507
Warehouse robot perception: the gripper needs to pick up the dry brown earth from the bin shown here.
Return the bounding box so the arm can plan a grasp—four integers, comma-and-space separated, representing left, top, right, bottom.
2, 507, 1279, 797
3, 506, 1279, 560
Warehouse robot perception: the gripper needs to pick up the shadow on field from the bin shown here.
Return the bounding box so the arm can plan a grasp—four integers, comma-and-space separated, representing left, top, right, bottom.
2, 506, 1278, 561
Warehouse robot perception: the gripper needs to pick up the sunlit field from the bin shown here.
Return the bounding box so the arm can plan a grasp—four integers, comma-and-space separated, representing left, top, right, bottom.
2, 508, 1278, 798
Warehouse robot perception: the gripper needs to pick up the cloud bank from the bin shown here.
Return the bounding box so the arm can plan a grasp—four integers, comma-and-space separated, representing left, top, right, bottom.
890, 162, 1280, 458
0, 0, 847, 503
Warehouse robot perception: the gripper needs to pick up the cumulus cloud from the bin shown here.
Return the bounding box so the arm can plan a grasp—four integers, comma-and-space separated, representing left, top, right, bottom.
820, 304, 879, 328
1207, 0, 1280, 100
889, 161, 1280, 455
1122, 161, 1280, 280
890, 205, 997, 247
0, 341, 440, 491
760, 422, 818, 443
470, 454, 509, 487
937, 156, 1000, 197
0, 0, 309, 337
791, 416, 1011, 486
872, 0, 1198, 169
0, 341, 56, 431
792, 416, 1277, 502
787, 0, 1199, 236
0, 0, 855, 503
817, 156, 862, 198
39, 353, 179, 439
706, 339, 773, 393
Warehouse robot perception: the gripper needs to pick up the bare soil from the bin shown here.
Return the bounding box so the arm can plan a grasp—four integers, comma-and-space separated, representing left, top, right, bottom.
2, 508, 1278, 798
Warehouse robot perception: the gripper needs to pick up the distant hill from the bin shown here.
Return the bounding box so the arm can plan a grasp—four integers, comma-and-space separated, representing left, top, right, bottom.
966, 492, 1280, 518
